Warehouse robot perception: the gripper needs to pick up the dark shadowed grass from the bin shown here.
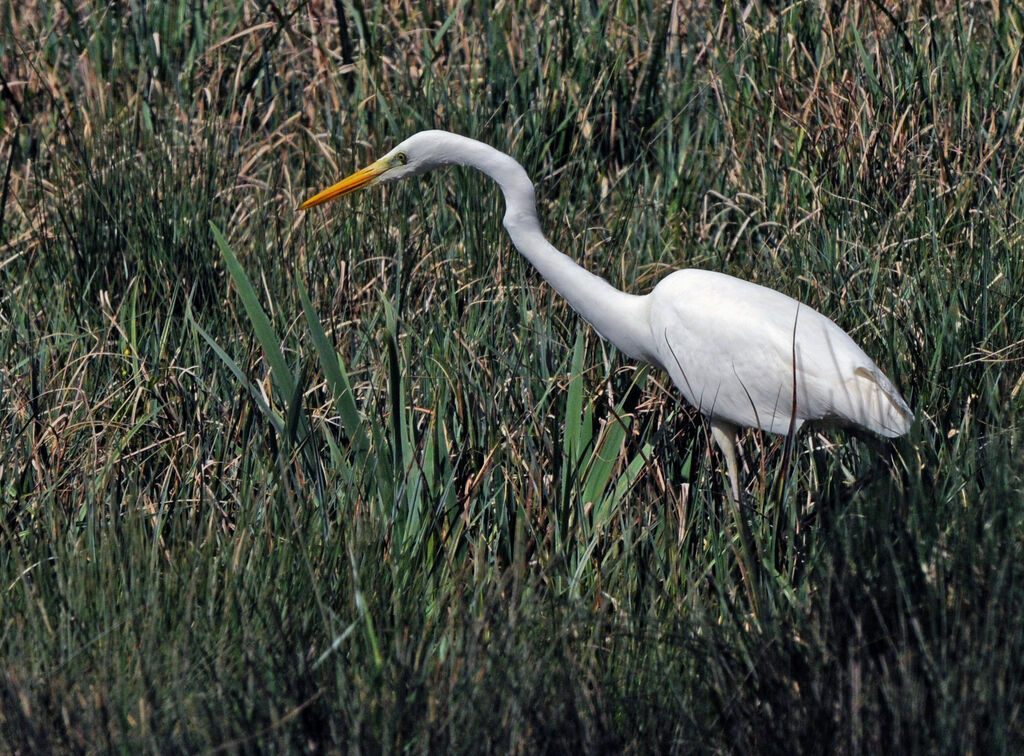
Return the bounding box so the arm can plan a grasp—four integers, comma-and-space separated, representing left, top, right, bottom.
2, 0, 1023, 751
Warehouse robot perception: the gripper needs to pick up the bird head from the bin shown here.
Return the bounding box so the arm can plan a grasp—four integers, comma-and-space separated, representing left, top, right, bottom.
299, 132, 448, 211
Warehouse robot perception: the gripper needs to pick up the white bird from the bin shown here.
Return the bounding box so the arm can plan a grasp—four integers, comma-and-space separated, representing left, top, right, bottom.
300, 130, 913, 499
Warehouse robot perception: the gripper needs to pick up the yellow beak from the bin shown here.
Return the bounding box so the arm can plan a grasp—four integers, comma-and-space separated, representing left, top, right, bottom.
299, 159, 388, 210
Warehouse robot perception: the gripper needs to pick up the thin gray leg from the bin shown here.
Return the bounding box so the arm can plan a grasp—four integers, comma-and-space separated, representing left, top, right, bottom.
710, 418, 740, 502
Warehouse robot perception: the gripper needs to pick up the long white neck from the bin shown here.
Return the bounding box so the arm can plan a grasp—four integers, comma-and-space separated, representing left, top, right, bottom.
429, 133, 657, 365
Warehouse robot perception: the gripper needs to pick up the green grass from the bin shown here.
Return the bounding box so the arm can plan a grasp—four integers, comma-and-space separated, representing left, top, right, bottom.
2, 0, 1023, 750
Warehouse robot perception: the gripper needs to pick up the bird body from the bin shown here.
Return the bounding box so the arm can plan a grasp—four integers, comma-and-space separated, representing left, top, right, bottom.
300, 130, 912, 497
646, 268, 910, 438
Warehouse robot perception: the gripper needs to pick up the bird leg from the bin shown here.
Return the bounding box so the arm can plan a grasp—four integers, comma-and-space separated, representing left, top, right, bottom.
710, 418, 741, 502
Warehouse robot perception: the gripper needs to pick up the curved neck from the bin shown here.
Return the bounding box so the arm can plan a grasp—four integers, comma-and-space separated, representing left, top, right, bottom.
436, 134, 657, 365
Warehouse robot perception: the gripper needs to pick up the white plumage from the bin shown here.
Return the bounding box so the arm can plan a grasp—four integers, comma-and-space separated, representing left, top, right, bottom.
301, 130, 912, 498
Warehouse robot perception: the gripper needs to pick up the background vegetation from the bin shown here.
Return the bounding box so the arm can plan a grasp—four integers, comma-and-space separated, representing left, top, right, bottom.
2, 0, 1023, 750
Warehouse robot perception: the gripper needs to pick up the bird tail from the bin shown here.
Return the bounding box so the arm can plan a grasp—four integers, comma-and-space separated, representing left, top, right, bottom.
852, 366, 913, 437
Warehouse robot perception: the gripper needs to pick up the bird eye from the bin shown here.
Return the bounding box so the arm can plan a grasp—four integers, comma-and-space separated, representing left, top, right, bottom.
395, 152, 407, 165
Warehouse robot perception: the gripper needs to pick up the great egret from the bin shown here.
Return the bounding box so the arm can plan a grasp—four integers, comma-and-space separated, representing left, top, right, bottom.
300, 130, 912, 499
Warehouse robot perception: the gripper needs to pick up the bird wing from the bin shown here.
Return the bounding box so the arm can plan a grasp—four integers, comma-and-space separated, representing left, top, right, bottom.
648, 270, 911, 436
